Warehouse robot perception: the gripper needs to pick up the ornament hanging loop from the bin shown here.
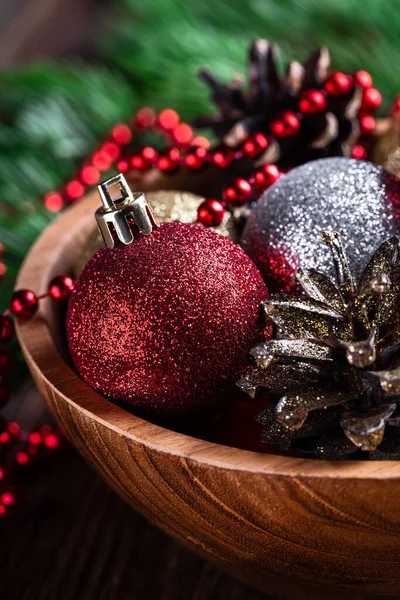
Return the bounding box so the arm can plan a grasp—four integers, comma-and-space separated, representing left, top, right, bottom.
95, 173, 159, 248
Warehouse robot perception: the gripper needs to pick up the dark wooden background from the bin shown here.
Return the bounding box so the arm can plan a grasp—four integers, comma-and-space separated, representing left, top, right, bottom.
2, 390, 272, 600
0, 2, 274, 598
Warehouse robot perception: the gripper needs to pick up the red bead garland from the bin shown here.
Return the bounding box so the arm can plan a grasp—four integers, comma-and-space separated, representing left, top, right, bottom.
351, 144, 368, 160
223, 178, 253, 205
158, 108, 180, 131
359, 115, 376, 135
324, 72, 351, 96
212, 148, 234, 168
38, 80, 381, 221
0, 270, 72, 515
242, 133, 269, 157
270, 111, 301, 137
354, 70, 373, 89
361, 87, 382, 111
299, 90, 326, 114
197, 199, 225, 226
10, 290, 38, 320
112, 123, 132, 146
48, 275, 75, 301
253, 164, 281, 192
0, 316, 14, 342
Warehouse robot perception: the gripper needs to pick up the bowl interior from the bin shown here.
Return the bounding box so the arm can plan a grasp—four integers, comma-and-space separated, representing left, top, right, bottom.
15, 188, 400, 480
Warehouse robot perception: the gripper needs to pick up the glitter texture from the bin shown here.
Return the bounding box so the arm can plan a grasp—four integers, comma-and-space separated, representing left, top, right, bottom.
239, 233, 400, 459
67, 222, 268, 416
242, 157, 400, 292
73, 190, 239, 276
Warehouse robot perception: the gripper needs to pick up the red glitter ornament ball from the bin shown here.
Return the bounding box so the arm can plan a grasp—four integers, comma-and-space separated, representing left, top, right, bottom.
67, 222, 268, 416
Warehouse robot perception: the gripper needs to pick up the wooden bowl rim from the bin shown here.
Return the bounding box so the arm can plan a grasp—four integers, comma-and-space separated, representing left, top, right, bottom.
15, 190, 400, 480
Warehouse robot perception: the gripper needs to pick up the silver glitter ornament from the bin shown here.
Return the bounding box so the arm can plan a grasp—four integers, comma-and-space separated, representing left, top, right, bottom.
242, 157, 400, 292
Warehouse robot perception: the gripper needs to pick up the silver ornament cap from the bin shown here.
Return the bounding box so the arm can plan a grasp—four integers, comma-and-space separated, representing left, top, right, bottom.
95, 173, 159, 248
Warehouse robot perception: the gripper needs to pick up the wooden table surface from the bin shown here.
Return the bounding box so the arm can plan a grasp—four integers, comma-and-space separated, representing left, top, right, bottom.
2, 388, 274, 600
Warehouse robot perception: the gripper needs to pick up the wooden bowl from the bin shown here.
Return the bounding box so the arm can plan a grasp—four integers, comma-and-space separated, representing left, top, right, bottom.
16, 191, 400, 600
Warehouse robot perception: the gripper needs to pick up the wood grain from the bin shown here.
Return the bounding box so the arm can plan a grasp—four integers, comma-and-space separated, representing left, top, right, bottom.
15, 188, 400, 600
1, 395, 273, 600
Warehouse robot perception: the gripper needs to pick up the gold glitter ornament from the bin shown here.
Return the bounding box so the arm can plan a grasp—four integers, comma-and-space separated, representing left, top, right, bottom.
74, 189, 239, 276
238, 232, 400, 460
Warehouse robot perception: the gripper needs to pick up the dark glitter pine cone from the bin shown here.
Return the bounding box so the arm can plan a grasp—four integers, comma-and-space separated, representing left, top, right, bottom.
192, 39, 390, 169
238, 232, 400, 460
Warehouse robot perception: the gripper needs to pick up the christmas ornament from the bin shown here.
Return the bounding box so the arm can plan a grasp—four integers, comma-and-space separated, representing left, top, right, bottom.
192, 40, 393, 168
67, 175, 268, 417
242, 157, 400, 293
239, 232, 400, 459
73, 190, 240, 276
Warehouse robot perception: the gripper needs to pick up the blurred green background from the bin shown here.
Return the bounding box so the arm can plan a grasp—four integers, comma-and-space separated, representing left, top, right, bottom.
1, 0, 400, 306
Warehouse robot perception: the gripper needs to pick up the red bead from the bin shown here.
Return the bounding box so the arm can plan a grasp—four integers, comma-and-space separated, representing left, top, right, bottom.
242, 133, 269, 158
184, 152, 203, 169
158, 109, 179, 131
92, 151, 112, 171
112, 123, 132, 146
324, 72, 351, 96
131, 155, 148, 170
28, 432, 42, 445
263, 164, 282, 182
141, 146, 158, 163
116, 159, 130, 173
354, 70, 373, 89
173, 123, 193, 145
0, 468, 3, 481
0, 315, 14, 342
1, 492, 15, 506
80, 166, 100, 185
195, 146, 208, 159
101, 141, 121, 162
168, 148, 181, 163
0, 351, 11, 375
270, 111, 300, 137
157, 155, 178, 172
223, 178, 253, 205
48, 275, 75, 302
212, 148, 234, 168
65, 180, 84, 201
44, 433, 60, 449
254, 164, 281, 192
299, 90, 326, 114
10, 289, 38, 320
0, 263, 6, 278
361, 87, 382, 111
8, 422, 20, 436
0, 505, 6, 516
197, 199, 225, 227
0, 384, 9, 408
0, 431, 10, 444
44, 191, 64, 212
359, 115, 376, 135
16, 451, 29, 465
134, 107, 156, 129
352, 144, 367, 160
